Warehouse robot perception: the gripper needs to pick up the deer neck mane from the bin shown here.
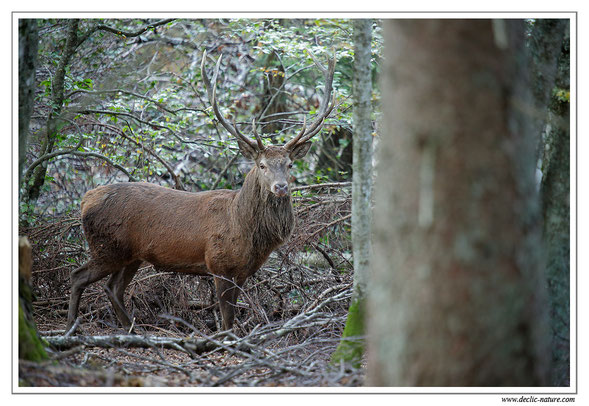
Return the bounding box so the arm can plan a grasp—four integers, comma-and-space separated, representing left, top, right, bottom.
233, 167, 295, 250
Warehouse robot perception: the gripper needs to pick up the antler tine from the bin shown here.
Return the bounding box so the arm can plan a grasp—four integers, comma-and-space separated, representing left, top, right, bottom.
294, 91, 336, 146
231, 116, 258, 150
200, 50, 211, 90
303, 92, 336, 136
320, 55, 336, 115
251, 118, 265, 150
284, 116, 306, 150
306, 48, 327, 75
201, 50, 259, 150
306, 48, 336, 116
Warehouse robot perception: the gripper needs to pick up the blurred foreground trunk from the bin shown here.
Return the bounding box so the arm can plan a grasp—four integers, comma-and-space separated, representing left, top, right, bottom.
368, 19, 549, 386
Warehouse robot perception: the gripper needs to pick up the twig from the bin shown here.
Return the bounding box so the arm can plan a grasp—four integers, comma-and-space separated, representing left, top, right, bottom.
51, 345, 85, 361
292, 182, 351, 192
70, 151, 136, 181
305, 214, 352, 240
312, 243, 335, 268
64, 317, 80, 338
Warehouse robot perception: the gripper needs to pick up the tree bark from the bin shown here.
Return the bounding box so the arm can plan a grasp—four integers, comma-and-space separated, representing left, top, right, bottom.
18, 19, 38, 189
528, 20, 567, 147
19, 237, 48, 362
539, 26, 570, 386
331, 18, 373, 367
368, 19, 549, 386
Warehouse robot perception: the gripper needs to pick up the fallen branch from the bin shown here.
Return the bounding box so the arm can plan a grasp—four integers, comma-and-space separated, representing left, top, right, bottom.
43, 334, 216, 355
292, 181, 351, 192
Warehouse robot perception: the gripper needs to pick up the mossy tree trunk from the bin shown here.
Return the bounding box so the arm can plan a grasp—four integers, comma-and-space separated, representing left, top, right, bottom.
19, 237, 48, 362
368, 19, 549, 386
331, 19, 373, 368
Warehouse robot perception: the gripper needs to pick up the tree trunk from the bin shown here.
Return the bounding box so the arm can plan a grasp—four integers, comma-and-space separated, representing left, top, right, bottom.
539, 27, 570, 386
331, 18, 373, 367
19, 237, 48, 362
367, 19, 549, 386
18, 19, 39, 189
528, 20, 567, 149
25, 19, 79, 202
258, 50, 287, 136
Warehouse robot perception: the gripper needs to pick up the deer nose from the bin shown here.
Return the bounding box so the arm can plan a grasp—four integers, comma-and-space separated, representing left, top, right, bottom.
273, 182, 289, 197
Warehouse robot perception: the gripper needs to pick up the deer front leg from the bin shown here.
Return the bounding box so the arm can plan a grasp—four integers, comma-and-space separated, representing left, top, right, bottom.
214, 276, 241, 331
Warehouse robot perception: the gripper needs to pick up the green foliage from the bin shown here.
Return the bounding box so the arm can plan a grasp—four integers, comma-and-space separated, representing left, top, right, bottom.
553, 87, 570, 103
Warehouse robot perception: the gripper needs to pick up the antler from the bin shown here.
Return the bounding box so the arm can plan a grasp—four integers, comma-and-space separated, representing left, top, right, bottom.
251, 118, 266, 151
201, 50, 263, 151
284, 49, 337, 151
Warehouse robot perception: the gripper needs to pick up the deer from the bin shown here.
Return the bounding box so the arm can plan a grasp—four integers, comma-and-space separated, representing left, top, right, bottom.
65, 49, 336, 334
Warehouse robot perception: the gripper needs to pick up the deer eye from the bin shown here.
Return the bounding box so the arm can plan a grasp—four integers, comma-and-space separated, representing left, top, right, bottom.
288, 163, 293, 169
259, 164, 266, 170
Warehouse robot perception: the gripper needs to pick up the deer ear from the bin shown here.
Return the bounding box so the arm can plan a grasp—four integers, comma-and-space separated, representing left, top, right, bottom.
236, 138, 259, 160
289, 141, 312, 160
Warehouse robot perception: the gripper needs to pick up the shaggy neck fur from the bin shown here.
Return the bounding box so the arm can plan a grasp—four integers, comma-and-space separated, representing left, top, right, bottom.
233, 167, 295, 252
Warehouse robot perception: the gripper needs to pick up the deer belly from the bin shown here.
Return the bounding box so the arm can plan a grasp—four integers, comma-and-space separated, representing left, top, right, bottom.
139, 237, 207, 268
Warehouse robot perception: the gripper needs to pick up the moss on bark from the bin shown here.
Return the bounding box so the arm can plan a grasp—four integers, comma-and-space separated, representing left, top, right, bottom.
19, 303, 48, 362
19, 236, 48, 362
331, 297, 365, 368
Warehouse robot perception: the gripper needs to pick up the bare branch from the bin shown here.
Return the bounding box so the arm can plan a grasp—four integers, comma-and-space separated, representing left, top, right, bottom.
77, 19, 176, 48
70, 151, 137, 182
65, 89, 179, 115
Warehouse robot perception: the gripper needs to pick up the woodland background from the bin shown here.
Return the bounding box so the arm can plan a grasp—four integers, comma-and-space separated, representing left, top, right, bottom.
16, 18, 571, 389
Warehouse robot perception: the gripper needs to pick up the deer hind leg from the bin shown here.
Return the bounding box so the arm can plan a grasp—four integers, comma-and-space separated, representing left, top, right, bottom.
66, 259, 121, 333
105, 260, 141, 331
214, 276, 243, 331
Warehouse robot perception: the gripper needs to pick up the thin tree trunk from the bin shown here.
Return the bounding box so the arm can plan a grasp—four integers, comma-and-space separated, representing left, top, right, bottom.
368, 19, 549, 386
18, 19, 39, 189
331, 18, 373, 367
25, 19, 79, 202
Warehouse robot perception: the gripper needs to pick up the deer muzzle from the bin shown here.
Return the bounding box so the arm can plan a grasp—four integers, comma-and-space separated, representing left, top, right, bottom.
272, 182, 289, 197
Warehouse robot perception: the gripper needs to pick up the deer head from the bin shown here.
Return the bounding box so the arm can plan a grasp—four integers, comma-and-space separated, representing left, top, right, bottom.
201, 49, 336, 198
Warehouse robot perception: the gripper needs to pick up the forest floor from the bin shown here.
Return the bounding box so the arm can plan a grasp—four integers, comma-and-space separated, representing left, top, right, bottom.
20, 311, 365, 388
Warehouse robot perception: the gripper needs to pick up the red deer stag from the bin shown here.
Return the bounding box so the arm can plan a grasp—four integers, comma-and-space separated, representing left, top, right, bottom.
66, 50, 336, 334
